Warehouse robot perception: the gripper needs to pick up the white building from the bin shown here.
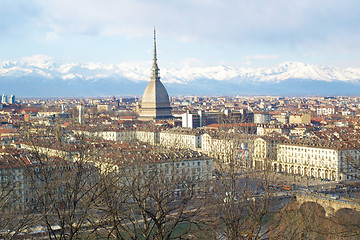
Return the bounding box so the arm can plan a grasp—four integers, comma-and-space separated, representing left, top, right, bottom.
99, 130, 137, 142
253, 136, 283, 170
201, 133, 235, 163
160, 129, 202, 150
182, 112, 202, 129
254, 113, 271, 124
201, 132, 253, 166
317, 107, 336, 116
257, 124, 291, 136
97, 104, 111, 112
72, 129, 137, 142
1, 94, 7, 104
275, 142, 360, 181
78, 103, 84, 124
136, 130, 160, 144
118, 153, 212, 183
9, 95, 15, 104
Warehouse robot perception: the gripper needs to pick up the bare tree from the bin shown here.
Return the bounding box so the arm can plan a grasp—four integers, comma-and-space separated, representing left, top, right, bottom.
96, 147, 211, 239
21, 128, 107, 239
271, 200, 345, 240
0, 153, 34, 239
201, 130, 290, 239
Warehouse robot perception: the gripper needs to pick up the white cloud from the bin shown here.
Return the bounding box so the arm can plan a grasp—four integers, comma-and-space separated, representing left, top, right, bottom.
20, 55, 54, 68
2, 0, 360, 67
30, 0, 360, 45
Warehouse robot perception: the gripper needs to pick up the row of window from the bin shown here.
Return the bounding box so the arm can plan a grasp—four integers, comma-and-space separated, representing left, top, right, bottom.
278, 157, 337, 168
280, 146, 336, 154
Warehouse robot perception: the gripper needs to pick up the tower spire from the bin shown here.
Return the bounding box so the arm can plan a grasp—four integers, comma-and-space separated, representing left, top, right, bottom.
152, 28, 160, 81
139, 28, 172, 120
153, 28, 157, 65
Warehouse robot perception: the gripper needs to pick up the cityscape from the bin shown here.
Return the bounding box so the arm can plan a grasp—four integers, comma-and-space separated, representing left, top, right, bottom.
2, 0, 360, 239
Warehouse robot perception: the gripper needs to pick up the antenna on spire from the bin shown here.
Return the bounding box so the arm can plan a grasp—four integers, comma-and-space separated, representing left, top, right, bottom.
152, 27, 160, 81
153, 27, 157, 64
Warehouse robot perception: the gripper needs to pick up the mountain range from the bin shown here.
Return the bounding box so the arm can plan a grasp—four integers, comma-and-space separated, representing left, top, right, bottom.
1, 58, 360, 97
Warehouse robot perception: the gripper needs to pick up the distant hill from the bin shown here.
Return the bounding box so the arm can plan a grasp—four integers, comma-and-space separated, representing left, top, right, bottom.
1, 59, 360, 97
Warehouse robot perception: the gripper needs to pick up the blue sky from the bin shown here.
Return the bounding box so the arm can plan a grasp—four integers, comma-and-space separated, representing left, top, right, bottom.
1, 0, 360, 68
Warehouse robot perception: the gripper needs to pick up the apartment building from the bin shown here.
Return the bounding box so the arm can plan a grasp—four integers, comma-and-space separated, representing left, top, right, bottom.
275, 141, 360, 181
160, 128, 202, 150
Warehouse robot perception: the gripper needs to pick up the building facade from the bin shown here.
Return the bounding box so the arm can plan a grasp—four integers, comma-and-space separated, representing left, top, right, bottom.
1, 94, 7, 104
317, 107, 336, 116
254, 113, 271, 124
274, 142, 360, 181
182, 111, 202, 129
160, 129, 202, 150
253, 136, 282, 170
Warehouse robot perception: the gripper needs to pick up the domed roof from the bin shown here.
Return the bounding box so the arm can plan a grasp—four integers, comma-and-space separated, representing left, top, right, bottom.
142, 79, 170, 104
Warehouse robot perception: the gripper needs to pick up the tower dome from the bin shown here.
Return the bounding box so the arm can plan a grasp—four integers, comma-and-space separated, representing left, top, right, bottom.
139, 29, 172, 120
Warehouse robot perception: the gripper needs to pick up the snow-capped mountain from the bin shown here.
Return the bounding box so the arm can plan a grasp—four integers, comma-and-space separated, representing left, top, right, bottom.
164, 62, 360, 83
1, 56, 360, 96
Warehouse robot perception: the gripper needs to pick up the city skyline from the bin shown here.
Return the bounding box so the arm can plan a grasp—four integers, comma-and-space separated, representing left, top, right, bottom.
1, 0, 360, 69
2, 1, 360, 233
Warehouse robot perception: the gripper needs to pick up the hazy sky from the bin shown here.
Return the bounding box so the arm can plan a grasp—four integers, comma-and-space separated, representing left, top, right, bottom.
1, 0, 360, 68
